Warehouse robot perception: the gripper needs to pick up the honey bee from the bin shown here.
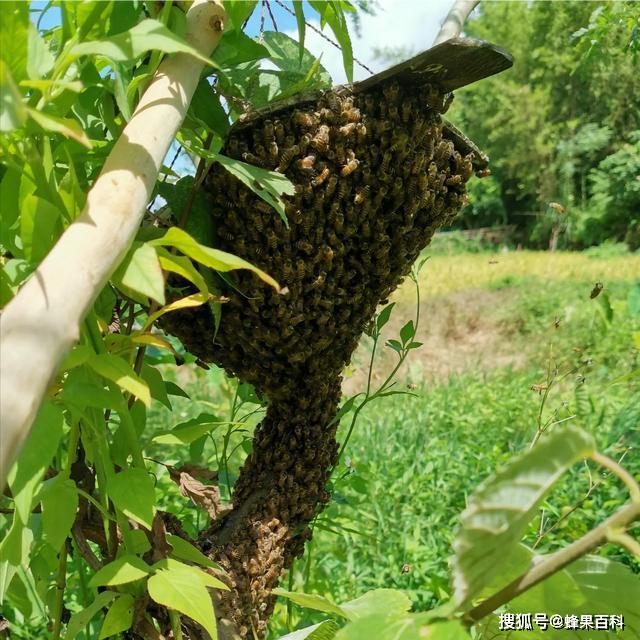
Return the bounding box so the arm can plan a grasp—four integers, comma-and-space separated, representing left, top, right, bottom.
354, 186, 370, 204
328, 201, 340, 225
293, 110, 315, 128
312, 166, 330, 187
262, 120, 274, 142
228, 137, 240, 157
356, 123, 367, 144
325, 175, 338, 198
254, 213, 264, 232
441, 92, 454, 113
445, 174, 462, 187
401, 100, 413, 123
380, 150, 393, 174
277, 144, 299, 172
274, 121, 285, 144
317, 107, 335, 123
267, 230, 278, 250
296, 154, 316, 172
434, 139, 454, 165
372, 185, 388, 207
326, 93, 342, 113
388, 104, 399, 120
338, 122, 358, 138
361, 165, 373, 185
243, 151, 263, 167
341, 106, 361, 123
335, 212, 344, 232
340, 157, 359, 177
296, 240, 313, 255
363, 94, 376, 113
476, 168, 491, 178
282, 260, 293, 281
268, 141, 279, 161
411, 151, 427, 175
299, 133, 311, 155
390, 132, 409, 153
310, 124, 330, 152
382, 81, 400, 103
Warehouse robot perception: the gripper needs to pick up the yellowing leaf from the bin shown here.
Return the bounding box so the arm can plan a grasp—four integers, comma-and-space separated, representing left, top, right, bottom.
143, 291, 208, 330
87, 353, 151, 406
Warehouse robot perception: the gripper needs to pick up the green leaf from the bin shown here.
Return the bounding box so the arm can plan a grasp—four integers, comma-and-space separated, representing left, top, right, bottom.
87, 353, 151, 406
112, 242, 165, 305
293, 2, 307, 64
341, 589, 412, 621
153, 558, 228, 590
452, 425, 596, 608
272, 588, 346, 618
214, 153, 294, 227
225, 1, 259, 30
40, 477, 78, 551
61, 380, 123, 411
400, 321, 415, 345
189, 79, 230, 136
309, 1, 353, 82
212, 28, 268, 66
108, 468, 156, 529
376, 303, 396, 330
140, 364, 171, 409
99, 593, 135, 639
66, 591, 117, 640
0, 1, 29, 82
20, 194, 61, 264
7, 402, 64, 524
596, 291, 613, 324
156, 248, 208, 295
165, 380, 190, 399
153, 413, 227, 445
147, 564, 220, 639
627, 281, 640, 317
89, 555, 151, 587
69, 19, 217, 67
26, 107, 92, 148
151, 227, 280, 290
277, 620, 340, 640
60, 344, 93, 371
0, 60, 27, 131
167, 534, 218, 568
27, 23, 54, 80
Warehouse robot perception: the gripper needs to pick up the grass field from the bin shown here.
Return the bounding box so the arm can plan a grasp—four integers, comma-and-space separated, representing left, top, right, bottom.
148, 248, 640, 636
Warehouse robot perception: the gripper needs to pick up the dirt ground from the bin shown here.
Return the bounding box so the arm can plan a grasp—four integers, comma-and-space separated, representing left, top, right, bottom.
342, 286, 527, 395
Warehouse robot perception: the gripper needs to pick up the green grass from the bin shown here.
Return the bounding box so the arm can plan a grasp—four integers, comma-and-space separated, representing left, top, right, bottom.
146, 250, 639, 636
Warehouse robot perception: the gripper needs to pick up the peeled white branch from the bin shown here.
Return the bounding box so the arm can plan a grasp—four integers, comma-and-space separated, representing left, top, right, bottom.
0, 0, 226, 487
433, 0, 480, 45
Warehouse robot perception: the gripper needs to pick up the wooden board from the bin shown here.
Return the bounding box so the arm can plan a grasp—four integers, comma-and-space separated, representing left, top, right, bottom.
354, 37, 513, 94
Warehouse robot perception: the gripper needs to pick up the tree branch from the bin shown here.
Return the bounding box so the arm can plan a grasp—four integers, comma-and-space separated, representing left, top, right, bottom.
433, 0, 480, 46
0, 0, 227, 487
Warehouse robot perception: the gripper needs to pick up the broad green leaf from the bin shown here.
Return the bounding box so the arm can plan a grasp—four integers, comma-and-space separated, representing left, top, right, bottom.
224, 1, 259, 30
452, 425, 596, 607
341, 589, 411, 621
167, 534, 218, 568
416, 621, 470, 640
0, 1, 29, 82
277, 620, 340, 640
212, 28, 268, 66
153, 413, 228, 445
40, 477, 78, 551
377, 303, 396, 330
188, 79, 230, 136
335, 613, 417, 640
69, 19, 217, 67
26, 107, 92, 148
156, 247, 208, 295
308, 1, 353, 82
60, 344, 92, 370
152, 558, 228, 590
0, 60, 27, 131
165, 380, 190, 399
89, 555, 151, 587
272, 588, 346, 618
112, 242, 165, 305
99, 593, 135, 639
87, 353, 151, 406
20, 194, 61, 264
66, 591, 117, 640
293, 2, 306, 64
151, 227, 280, 290
7, 402, 64, 524
27, 23, 54, 80
61, 381, 123, 411
140, 364, 171, 409
108, 468, 156, 529
147, 566, 219, 639
214, 153, 294, 227
400, 321, 415, 345
0, 516, 33, 570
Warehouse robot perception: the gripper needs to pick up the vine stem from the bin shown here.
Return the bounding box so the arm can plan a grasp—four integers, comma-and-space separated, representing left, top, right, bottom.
465, 452, 640, 624
465, 499, 640, 624
50, 548, 68, 640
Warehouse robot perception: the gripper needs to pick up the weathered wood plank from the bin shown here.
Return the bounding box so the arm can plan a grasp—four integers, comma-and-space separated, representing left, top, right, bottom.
354, 37, 513, 94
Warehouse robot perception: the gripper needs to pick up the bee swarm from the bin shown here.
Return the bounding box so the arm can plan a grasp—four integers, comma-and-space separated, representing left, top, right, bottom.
164, 79, 477, 636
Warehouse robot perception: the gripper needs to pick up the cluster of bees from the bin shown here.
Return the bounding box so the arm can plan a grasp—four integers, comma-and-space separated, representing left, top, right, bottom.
166, 79, 478, 635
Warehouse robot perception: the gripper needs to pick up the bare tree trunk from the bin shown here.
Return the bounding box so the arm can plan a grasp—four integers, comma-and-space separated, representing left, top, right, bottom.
0, 0, 226, 488
433, 0, 480, 45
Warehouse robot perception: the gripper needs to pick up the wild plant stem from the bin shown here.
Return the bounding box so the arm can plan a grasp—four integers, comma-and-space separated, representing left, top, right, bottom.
50, 549, 68, 640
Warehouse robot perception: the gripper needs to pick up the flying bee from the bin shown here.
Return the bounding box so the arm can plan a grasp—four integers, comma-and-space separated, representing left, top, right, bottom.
339, 122, 358, 138
293, 110, 315, 128
354, 186, 370, 205
312, 166, 331, 187
296, 154, 316, 172
310, 125, 330, 152
277, 145, 299, 172
340, 156, 359, 178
